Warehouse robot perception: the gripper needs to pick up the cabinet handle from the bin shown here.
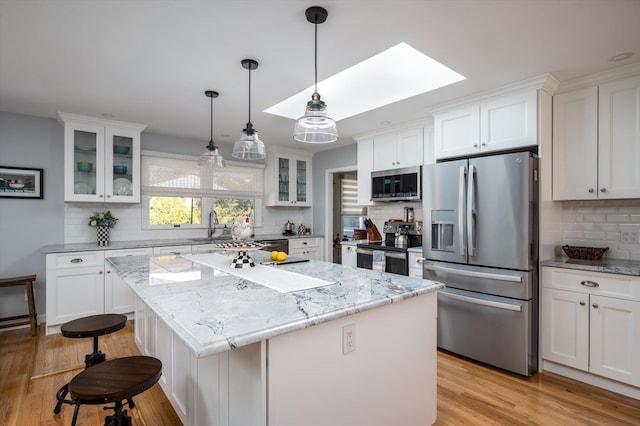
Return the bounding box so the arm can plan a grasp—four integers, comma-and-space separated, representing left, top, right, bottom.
473, 144, 479, 148
99, 271, 103, 275
416, 258, 425, 264
106, 194, 111, 198
592, 303, 599, 308
600, 188, 606, 193
70, 258, 84, 264
580, 280, 599, 288
303, 242, 308, 245
99, 194, 104, 198
481, 142, 487, 146
106, 270, 111, 274
579, 301, 585, 306
588, 188, 594, 193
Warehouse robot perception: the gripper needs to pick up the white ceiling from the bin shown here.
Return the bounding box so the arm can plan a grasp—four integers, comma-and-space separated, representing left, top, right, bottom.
1, 0, 639, 154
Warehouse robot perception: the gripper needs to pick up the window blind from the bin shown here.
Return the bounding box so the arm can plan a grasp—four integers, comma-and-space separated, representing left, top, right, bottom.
341, 173, 361, 215
141, 150, 264, 199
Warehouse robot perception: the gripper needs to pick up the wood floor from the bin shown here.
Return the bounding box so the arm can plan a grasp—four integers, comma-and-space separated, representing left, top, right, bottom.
1, 323, 639, 426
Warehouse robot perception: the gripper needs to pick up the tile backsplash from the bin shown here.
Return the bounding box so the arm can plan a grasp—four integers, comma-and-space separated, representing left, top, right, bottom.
561, 199, 640, 260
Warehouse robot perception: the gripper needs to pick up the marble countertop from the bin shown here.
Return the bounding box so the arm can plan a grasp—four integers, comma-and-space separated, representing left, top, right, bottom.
541, 256, 640, 276
41, 233, 325, 254
107, 250, 443, 358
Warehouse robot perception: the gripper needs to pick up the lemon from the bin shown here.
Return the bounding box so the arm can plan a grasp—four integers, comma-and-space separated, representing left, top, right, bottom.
276, 252, 288, 262
270, 251, 279, 261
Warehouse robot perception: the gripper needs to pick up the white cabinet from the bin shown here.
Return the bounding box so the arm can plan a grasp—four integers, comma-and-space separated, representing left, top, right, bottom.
553, 75, 640, 200
341, 243, 357, 267
541, 267, 640, 388
372, 128, 423, 170
46, 247, 151, 334
356, 138, 374, 206
434, 90, 538, 159
266, 152, 312, 207
152, 245, 192, 255
58, 112, 146, 203
408, 250, 424, 278
289, 237, 323, 261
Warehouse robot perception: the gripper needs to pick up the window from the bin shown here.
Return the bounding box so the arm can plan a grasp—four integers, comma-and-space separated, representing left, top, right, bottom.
141, 151, 264, 229
341, 173, 365, 238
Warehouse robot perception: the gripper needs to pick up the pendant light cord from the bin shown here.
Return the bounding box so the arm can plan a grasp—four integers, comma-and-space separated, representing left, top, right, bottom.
314, 20, 318, 93
248, 65, 252, 125
210, 94, 214, 143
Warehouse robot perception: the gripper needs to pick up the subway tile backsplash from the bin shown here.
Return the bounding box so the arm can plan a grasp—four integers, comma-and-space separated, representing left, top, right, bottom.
561, 199, 640, 261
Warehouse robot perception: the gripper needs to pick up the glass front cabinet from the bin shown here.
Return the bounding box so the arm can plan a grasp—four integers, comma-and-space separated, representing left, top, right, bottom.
266, 152, 312, 207
59, 113, 146, 203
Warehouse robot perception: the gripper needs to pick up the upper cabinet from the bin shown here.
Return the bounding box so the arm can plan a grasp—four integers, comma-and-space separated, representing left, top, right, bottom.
372, 128, 424, 171
58, 113, 146, 203
434, 90, 538, 159
265, 152, 312, 207
553, 74, 640, 200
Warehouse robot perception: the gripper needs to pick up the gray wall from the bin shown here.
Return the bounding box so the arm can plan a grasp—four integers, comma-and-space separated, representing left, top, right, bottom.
312, 143, 357, 240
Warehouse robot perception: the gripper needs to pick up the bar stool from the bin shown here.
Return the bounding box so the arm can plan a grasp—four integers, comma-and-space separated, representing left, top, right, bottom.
0, 275, 37, 335
54, 313, 129, 415
63, 355, 162, 426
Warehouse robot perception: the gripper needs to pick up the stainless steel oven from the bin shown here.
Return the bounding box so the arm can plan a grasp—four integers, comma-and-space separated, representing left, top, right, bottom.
355, 221, 422, 276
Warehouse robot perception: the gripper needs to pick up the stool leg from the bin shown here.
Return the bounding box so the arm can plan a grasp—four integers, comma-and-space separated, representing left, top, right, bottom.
54, 383, 69, 414
25, 280, 37, 336
127, 397, 134, 408
71, 403, 80, 426
85, 336, 106, 367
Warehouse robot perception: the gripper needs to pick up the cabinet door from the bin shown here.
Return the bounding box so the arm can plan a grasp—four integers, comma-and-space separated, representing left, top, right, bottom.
341, 245, 357, 267
46, 266, 105, 326
541, 288, 589, 371
104, 248, 152, 314
276, 155, 292, 204
294, 157, 311, 206
598, 75, 640, 199
134, 296, 145, 351
357, 139, 374, 206
106, 126, 141, 203
434, 104, 480, 159
552, 86, 599, 200
395, 128, 424, 168
64, 121, 106, 202
373, 134, 397, 170
480, 90, 538, 153
589, 295, 640, 387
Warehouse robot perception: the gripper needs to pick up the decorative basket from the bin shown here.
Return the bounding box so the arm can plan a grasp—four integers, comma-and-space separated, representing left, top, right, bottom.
562, 245, 608, 260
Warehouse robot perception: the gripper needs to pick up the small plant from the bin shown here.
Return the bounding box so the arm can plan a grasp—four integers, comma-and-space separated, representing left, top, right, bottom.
88, 210, 118, 228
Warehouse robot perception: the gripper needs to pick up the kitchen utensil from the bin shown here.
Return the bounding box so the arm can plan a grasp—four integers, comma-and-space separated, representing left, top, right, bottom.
284, 220, 295, 232
77, 162, 93, 172
395, 229, 408, 248
113, 145, 130, 155
113, 165, 127, 175
113, 178, 132, 196
364, 218, 383, 244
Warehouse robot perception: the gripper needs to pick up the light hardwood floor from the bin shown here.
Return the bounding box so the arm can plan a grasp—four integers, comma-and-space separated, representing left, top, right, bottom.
1, 322, 639, 425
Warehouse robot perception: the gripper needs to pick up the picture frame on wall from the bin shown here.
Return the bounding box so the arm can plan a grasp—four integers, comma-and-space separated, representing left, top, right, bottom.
0, 166, 44, 199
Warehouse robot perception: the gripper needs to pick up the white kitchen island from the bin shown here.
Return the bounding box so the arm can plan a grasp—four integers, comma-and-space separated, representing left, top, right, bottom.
107, 250, 443, 426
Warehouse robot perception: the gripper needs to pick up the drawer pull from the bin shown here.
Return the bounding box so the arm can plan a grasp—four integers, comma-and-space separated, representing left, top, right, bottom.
580, 280, 599, 288
592, 303, 599, 308
579, 301, 585, 306
70, 258, 84, 264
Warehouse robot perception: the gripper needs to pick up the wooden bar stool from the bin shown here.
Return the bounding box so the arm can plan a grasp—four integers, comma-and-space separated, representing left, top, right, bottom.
0, 275, 37, 336
62, 356, 162, 426
54, 314, 129, 415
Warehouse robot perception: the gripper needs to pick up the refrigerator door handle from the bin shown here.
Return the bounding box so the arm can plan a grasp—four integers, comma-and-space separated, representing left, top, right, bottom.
440, 290, 523, 312
423, 264, 523, 283
458, 165, 467, 256
467, 164, 477, 257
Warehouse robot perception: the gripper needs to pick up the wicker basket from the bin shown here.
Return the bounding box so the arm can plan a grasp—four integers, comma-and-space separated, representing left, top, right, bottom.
562, 245, 609, 260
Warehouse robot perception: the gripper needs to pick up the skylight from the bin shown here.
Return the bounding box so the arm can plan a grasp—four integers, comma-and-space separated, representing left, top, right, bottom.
264, 42, 465, 122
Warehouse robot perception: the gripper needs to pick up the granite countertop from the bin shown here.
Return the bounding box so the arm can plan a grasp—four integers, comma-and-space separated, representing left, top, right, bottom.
541, 256, 640, 277
107, 250, 443, 358
41, 233, 325, 254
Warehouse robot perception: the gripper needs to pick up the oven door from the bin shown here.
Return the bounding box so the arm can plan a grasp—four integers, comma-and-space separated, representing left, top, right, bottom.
356, 248, 408, 276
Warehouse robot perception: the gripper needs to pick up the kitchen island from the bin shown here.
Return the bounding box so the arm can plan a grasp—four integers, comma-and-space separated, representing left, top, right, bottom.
107, 250, 443, 426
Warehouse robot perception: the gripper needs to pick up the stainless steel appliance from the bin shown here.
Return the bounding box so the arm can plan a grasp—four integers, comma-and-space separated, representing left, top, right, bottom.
356, 221, 422, 276
422, 150, 538, 376
371, 166, 421, 201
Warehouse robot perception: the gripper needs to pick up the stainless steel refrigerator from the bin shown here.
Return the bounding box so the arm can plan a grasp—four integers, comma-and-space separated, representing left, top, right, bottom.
423, 150, 538, 376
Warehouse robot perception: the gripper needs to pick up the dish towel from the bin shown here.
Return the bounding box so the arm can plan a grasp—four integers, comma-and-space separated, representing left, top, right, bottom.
372, 250, 386, 272
183, 253, 334, 293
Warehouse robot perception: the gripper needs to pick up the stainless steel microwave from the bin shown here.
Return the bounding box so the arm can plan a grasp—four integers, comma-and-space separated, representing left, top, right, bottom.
371, 166, 422, 201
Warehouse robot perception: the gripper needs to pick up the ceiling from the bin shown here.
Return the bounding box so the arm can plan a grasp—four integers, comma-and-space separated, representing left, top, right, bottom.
1, 0, 639, 154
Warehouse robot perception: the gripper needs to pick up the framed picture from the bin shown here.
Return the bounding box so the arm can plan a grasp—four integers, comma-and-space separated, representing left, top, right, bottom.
0, 166, 44, 199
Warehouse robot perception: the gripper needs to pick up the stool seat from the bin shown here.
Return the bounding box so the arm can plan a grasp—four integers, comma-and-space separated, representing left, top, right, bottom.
0, 274, 37, 335
61, 313, 127, 339
69, 356, 162, 404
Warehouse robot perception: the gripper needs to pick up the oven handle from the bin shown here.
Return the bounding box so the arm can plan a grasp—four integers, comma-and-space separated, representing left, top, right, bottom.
423, 264, 522, 283
384, 252, 407, 260
356, 248, 374, 256
440, 290, 522, 312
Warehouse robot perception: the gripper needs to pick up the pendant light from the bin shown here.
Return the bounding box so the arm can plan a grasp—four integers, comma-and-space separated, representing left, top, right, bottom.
198, 90, 225, 169
232, 59, 266, 160
293, 6, 338, 144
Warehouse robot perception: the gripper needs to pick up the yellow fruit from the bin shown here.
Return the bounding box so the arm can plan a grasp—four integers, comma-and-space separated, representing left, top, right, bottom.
270, 251, 278, 261
276, 252, 288, 262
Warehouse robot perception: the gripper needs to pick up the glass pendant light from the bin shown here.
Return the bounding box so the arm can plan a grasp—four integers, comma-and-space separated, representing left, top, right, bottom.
293, 6, 338, 144
232, 59, 266, 160
198, 90, 225, 169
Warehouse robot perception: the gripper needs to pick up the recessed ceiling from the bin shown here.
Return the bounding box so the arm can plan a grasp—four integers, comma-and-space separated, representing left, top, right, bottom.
1, 0, 639, 154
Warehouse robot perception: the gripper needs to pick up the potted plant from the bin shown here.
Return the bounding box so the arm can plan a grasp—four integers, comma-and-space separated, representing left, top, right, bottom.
88, 211, 118, 246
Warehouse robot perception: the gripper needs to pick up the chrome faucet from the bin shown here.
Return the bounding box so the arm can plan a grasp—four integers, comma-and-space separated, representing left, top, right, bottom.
208, 209, 219, 239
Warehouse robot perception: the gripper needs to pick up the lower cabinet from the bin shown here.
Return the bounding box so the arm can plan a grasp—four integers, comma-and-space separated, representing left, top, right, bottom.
105, 247, 153, 313
289, 237, 323, 261
341, 243, 357, 267
408, 250, 424, 278
541, 267, 640, 389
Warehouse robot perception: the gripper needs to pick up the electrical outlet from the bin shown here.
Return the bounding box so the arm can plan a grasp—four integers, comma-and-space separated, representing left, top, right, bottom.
621, 231, 640, 244
342, 324, 356, 355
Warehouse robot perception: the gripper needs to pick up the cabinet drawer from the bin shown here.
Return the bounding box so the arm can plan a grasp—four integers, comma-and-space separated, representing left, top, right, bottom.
289, 238, 320, 250
105, 247, 153, 258
153, 245, 192, 255
543, 267, 640, 301
47, 251, 105, 269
